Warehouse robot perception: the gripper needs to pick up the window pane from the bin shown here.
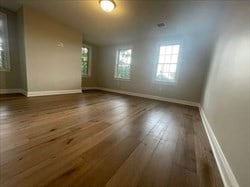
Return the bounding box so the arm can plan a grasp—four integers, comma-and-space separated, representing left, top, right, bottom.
0, 42, 3, 68
82, 47, 88, 54
168, 73, 176, 80
164, 64, 170, 72
172, 45, 180, 54
117, 64, 130, 79
165, 55, 171, 63
171, 55, 178, 63
0, 34, 3, 68
0, 13, 10, 71
170, 64, 177, 73
157, 64, 163, 75
157, 64, 170, 74
156, 72, 170, 82
115, 48, 132, 79
119, 49, 132, 64
166, 46, 172, 54
0, 53, 3, 68
159, 55, 165, 64
81, 61, 88, 75
160, 46, 166, 54
156, 43, 180, 82
81, 47, 89, 76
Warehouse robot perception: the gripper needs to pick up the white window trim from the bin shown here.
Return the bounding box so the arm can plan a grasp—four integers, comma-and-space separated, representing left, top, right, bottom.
114, 45, 133, 81
81, 44, 92, 77
153, 40, 183, 85
0, 11, 10, 72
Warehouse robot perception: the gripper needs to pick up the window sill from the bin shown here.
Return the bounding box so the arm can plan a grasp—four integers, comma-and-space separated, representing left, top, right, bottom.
114, 78, 131, 81
153, 80, 177, 86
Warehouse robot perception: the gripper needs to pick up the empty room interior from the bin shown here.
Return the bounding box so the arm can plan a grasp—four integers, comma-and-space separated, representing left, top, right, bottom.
0, 0, 249, 187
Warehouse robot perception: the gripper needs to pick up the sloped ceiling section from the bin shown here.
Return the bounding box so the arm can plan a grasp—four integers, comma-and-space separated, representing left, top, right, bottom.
1, 0, 224, 46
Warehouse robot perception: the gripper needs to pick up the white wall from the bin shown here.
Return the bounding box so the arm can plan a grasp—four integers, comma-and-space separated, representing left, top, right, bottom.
201, 2, 249, 187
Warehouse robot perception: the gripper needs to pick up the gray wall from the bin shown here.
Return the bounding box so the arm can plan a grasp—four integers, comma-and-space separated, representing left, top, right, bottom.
201, 2, 249, 187
22, 6, 82, 92
0, 8, 21, 90
97, 32, 214, 102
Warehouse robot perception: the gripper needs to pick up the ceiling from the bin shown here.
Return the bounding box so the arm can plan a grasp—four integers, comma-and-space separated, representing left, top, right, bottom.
0, 0, 236, 46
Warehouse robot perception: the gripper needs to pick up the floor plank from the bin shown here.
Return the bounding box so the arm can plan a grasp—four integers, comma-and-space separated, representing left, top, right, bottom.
0, 91, 224, 187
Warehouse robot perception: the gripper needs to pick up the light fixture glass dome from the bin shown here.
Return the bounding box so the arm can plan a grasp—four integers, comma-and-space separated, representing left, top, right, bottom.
99, 0, 116, 12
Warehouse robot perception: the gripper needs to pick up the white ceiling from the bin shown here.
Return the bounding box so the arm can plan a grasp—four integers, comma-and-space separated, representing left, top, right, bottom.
0, 0, 235, 46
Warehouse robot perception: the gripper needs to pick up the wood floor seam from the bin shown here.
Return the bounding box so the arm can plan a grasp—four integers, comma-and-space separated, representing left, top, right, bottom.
0, 91, 224, 187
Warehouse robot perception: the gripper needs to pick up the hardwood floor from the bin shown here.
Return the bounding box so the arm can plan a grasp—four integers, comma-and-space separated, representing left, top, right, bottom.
0, 91, 223, 187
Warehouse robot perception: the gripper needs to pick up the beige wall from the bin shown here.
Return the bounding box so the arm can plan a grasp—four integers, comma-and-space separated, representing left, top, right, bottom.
0, 7, 21, 90
201, 2, 249, 187
97, 32, 213, 102
22, 6, 82, 92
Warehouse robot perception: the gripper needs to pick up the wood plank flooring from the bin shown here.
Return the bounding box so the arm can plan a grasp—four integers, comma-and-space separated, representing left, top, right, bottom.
0, 91, 224, 187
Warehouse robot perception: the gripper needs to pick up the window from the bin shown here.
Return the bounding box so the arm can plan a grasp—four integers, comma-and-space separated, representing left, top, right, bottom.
115, 48, 132, 80
0, 12, 10, 71
155, 44, 180, 83
81, 45, 91, 76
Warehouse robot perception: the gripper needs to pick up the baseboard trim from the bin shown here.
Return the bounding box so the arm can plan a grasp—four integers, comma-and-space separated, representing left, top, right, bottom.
0, 87, 198, 106
0, 89, 29, 97
0, 89, 21, 94
19, 89, 27, 96
82, 87, 199, 107
199, 107, 239, 187
27, 89, 82, 97
82, 87, 99, 90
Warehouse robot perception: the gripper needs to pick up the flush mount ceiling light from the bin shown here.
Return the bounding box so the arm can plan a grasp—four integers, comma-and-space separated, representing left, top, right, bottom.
99, 0, 116, 12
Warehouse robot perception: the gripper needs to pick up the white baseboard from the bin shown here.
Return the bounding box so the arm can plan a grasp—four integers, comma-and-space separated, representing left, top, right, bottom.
82, 87, 199, 107
82, 87, 99, 90
19, 89, 27, 96
0, 88, 27, 96
0, 89, 21, 94
0, 89, 82, 97
199, 107, 239, 187
27, 89, 82, 97
2, 87, 198, 107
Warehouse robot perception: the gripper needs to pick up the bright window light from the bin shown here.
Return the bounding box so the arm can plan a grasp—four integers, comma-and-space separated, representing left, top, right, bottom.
115, 48, 132, 80
155, 44, 180, 83
81, 45, 91, 77
0, 12, 10, 71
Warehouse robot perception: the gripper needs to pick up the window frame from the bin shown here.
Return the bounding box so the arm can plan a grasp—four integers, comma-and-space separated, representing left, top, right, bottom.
81, 44, 92, 77
114, 46, 133, 81
0, 11, 10, 72
154, 41, 182, 85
